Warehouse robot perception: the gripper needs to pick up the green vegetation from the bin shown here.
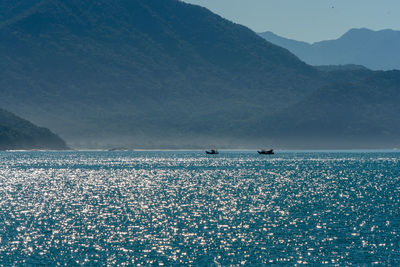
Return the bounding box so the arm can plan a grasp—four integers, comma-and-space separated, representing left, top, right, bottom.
0, 109, 68, 150
0, 0, 399, 148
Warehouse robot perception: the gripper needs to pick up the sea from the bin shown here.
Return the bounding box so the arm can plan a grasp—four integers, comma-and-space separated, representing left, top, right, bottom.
0, 150, 399, 266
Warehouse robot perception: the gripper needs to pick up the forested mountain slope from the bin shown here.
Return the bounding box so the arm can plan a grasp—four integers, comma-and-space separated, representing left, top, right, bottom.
0, 109, 68, 150
1, 0, 399, 148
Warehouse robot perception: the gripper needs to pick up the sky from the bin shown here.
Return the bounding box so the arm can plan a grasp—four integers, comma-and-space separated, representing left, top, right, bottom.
182, 0, 400, 43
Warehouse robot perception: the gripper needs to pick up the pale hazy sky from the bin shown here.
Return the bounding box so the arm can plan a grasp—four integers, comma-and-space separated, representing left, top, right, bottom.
182, 0, 400, 43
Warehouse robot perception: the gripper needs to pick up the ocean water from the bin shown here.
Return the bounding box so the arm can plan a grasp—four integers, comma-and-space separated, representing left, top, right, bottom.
0, 150, 399, 266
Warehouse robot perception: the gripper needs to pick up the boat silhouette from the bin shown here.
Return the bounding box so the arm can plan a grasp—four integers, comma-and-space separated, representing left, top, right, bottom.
206, 149, 219, 154
258, 149, 274, 155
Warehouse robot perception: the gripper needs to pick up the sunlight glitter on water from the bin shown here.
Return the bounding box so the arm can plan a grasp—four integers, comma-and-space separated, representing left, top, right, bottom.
0, 151, 399, 265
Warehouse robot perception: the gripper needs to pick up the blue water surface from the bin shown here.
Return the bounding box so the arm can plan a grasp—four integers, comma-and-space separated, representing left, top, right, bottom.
0, 150, 399, 265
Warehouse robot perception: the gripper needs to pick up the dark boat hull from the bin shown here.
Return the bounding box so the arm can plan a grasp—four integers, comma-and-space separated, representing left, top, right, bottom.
258, 150, 274, 155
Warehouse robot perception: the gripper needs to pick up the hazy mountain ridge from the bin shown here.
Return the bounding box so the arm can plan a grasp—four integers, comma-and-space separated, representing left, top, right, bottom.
316, 65, 369, 72
258, 28, 400, 71
0, 108, 68, 150
261, 70, 400, 148
0, 0, 399, 148
0, 0, 321, 147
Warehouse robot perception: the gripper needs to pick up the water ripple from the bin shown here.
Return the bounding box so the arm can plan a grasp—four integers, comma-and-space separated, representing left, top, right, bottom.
0, 151, 399, 265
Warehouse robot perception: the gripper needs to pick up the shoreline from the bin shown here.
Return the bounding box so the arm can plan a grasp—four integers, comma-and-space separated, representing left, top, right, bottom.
1, 149, 399, 153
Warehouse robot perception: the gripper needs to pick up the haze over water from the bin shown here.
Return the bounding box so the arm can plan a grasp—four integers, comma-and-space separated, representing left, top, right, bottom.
0, 151, 399, 265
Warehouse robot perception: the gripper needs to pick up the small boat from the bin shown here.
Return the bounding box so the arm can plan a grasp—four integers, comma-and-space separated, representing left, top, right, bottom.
258, 149, 274, 155
206, 149, 219, 154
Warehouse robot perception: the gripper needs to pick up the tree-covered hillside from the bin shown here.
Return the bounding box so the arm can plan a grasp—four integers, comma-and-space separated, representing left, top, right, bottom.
0, 0, 399, 148
0, 109, 68, 150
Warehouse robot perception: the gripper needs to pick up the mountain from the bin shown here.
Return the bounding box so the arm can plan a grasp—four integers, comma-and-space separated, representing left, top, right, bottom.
0, 0, 399, 149
258, 28, 400, 71
258, 31, 311, 59
0, 0, 320, 148
0, 109, 68, 150
262, 70, 400, 148
315, 64, 369, 72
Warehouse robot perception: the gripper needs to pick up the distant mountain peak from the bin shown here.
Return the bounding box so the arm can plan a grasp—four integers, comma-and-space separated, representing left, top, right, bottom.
259, 28, 400, 70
